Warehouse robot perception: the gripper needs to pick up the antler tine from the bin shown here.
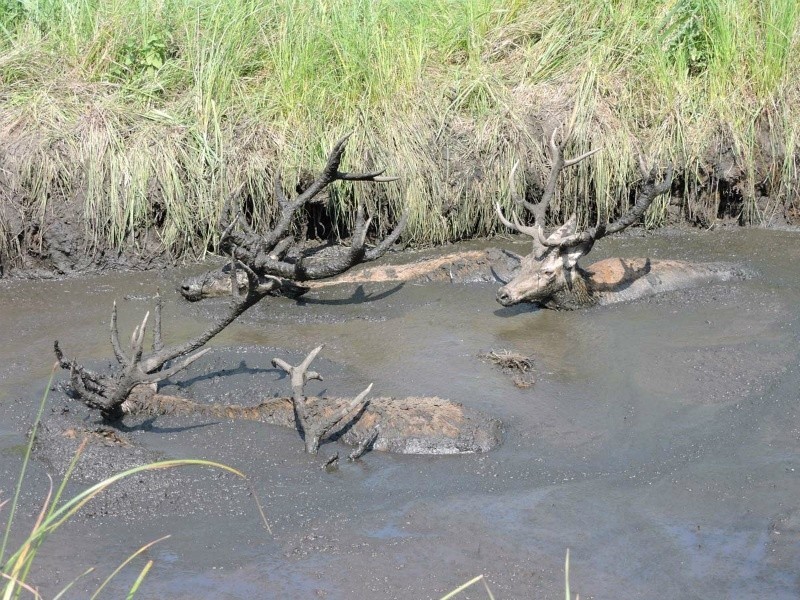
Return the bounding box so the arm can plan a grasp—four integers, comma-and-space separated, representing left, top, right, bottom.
140, 348, 211, 385
496, 162, 545, 243
494, 202, 543, 241
534, 127, 600, 227
338, 169, 399, 183
365, 204, 409, 261
68, 365, 109, 411
539, 161, 674, 250
260, 134, 399, 251
534, 127, 566, 225
298, 344, 325, 377
219, 213, 240, 246
272, 344, 325, 399
563, 147, 601, 168
351, 200, 373, 249
130, 312, 149, 361
110, 301, 130, 367
603, 163, 673, 236
320, 382, 373, 431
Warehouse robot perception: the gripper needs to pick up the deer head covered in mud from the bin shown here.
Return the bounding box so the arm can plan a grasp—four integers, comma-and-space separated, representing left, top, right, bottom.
180, 134, 408, 301
495, 129, 673, 310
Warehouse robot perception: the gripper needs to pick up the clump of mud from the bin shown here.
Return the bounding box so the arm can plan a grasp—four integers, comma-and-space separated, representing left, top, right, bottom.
479, 349, 536, 388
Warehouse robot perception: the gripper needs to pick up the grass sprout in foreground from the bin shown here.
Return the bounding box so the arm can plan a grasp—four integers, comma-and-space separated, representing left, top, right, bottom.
441, 549, 575, 600
0, 363, 269, 599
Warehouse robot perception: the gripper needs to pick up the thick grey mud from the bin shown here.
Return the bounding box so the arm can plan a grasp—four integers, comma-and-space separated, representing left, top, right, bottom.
1, 233, 799, 599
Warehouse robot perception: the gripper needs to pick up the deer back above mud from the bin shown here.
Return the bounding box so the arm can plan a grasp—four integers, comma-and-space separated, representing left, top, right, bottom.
495, 130, 748, 310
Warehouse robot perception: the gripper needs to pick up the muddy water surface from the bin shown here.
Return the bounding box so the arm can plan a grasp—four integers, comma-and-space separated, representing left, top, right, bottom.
1, 230, 799, 599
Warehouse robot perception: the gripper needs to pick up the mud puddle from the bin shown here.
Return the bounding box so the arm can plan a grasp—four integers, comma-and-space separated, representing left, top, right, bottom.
1, 232, 798, 599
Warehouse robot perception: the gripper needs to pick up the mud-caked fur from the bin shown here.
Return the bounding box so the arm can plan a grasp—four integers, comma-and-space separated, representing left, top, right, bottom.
179, 249, 520, 301
112, 385, 503, 455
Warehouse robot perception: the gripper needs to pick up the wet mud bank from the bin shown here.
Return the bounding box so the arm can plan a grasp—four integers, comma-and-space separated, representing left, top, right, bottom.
1, 231, 799, 599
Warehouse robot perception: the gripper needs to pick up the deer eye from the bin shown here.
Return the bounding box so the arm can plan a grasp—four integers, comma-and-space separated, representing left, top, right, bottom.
541, 268, 554, 277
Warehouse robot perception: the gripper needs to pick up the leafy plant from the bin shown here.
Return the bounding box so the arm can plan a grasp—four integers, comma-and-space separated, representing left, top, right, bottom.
659, 0, 716, 76
110, 32, 174, 81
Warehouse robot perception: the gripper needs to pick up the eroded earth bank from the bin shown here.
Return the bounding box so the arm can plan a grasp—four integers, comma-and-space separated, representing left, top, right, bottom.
1, 230, 799, 599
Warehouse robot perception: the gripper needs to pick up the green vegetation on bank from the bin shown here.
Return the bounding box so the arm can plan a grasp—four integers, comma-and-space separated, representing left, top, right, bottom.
0, 0, 797, 264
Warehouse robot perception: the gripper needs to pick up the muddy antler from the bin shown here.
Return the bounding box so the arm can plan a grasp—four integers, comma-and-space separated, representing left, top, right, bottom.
220, 134, 408, 285
534, 159, 674, 251
495, 127, 673, 251
495, 127, 600, 245
55, 261, 280, 420
272, 345, 373, 454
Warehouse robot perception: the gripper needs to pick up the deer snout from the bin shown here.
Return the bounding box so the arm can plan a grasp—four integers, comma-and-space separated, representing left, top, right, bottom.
178, 282, 202, 302
496, 287, 515, 306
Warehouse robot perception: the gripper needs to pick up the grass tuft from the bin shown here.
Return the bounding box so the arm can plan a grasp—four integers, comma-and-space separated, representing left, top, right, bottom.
1, 364, 268, 598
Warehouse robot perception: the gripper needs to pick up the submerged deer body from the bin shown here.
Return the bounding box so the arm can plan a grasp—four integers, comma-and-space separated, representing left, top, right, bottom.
499, 255, 747, 310
179, 248, 520, 301
496, 130, 747, 310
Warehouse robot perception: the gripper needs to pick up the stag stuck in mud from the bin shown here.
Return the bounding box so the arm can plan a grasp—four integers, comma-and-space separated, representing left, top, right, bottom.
495, 130, 749, 310
53, 135, 502, 458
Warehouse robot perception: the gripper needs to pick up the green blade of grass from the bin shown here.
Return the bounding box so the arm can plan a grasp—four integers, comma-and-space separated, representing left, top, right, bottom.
11, 475, 54, 591
565, 548, 571, 600
3, 458, 249, 573
0, 573, 40, 599
0, 365, 56, 564
90, 535, 171, 600
52, 567, 94, 600
125, 559, 153, 599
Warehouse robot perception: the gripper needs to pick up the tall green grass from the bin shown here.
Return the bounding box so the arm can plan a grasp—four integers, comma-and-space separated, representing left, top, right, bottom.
0, 0, 797, 267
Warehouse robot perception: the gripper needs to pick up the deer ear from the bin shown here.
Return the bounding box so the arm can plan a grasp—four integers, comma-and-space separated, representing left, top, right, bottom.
546, 214, 577, 244
561, 241, 590, 269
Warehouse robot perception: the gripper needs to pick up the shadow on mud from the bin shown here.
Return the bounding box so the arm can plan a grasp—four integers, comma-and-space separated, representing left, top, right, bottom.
296, 282, 405, 306
170, 360, 283, 391
493, 303, 540, 318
